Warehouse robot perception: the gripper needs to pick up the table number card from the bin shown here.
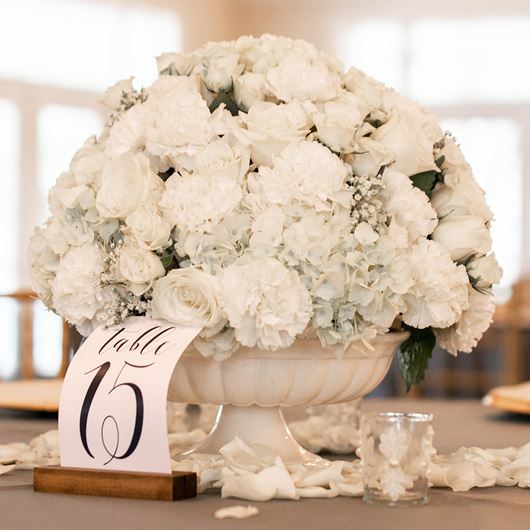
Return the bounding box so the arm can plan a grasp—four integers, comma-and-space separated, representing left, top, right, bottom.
59, 317, 201, 474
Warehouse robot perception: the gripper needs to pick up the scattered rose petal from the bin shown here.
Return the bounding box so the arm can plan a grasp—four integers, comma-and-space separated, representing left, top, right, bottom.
214, 505, 259, 519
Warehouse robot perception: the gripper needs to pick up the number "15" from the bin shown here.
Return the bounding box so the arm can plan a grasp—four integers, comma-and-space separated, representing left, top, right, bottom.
79, 361, 151, 464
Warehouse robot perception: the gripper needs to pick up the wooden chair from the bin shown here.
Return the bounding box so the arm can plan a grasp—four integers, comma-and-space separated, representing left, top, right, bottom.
0, 290, 72, 379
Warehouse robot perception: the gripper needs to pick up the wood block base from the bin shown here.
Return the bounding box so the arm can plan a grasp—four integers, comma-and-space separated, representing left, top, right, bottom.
34, 466, 197, 501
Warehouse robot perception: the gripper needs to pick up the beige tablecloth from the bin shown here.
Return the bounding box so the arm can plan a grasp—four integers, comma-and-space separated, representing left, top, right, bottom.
1, 399, 529, 530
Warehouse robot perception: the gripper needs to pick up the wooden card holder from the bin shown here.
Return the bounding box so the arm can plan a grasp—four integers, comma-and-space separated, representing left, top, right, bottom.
34, 466, 197, 501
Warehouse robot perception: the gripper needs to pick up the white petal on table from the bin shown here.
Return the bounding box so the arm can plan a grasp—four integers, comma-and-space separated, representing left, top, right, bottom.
214, 505, 259, 519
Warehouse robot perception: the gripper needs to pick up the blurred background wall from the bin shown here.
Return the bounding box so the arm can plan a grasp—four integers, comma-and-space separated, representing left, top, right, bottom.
1, 0, 529, 395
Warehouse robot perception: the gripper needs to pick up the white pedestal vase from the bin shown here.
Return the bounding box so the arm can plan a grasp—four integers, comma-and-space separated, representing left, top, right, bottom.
168, 332, 408, 463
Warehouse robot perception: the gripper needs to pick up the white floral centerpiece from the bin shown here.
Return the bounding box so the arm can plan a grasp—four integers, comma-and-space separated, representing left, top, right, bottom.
28, 34, 502, 389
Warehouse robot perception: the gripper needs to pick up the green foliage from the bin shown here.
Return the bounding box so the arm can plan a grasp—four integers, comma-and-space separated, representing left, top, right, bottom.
398, 327, 436, 392
209, 91, 239, 116
409, 155, 446, 198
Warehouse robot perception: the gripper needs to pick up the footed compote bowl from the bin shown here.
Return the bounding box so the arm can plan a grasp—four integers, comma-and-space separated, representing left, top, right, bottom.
168, 332, 408, 463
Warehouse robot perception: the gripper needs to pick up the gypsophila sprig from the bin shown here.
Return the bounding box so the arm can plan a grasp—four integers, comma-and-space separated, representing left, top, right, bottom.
28, 34, 502, 385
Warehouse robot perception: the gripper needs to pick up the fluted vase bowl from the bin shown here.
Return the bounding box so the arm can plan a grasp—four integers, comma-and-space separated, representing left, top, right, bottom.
168, 331, 409, 463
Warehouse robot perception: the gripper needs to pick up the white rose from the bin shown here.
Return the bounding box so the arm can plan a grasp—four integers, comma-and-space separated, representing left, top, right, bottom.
431, 177, 493, 223
221, 257, 312, 350
240, 100, 311, 166
125, 207, 171, 250
101, 78, 134, 109
437, 137, 471, 188
466, 254, 503, 289
151, 267, 223, 329
117, 241, 165, 295
161, 171, 242, 233
349, 137, 393, 179
371, 109, 438, 176
197, 44, 241, 92
435, 287, 495, 354
344, 67, 387, 110
266, 56, 341, 102
381, 91, 443, 145
194, 138, 250, 181
432, 214, 492, 262
313, 93, 365, 153
233, 72, 266, 110
96, 152, 163, 219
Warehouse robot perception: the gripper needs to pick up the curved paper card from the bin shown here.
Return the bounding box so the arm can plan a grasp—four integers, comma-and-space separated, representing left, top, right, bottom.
59, 317, 201, 474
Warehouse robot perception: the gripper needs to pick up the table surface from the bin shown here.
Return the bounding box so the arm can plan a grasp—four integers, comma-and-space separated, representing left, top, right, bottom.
1, 398, 529, 530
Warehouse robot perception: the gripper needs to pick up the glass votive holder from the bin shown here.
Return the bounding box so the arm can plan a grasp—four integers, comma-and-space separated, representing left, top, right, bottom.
360, 412, 434, 506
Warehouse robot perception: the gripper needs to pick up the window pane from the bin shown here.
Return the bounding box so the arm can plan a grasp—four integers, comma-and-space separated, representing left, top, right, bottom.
0, 98, 20, 292
0, 298, 19, 379
409, 18, 530, 104
33, 302, 63, 378
338, 21, 405, 91
0, 0, 182, 91
441, 117, 522, 289
37, 104, 102, 221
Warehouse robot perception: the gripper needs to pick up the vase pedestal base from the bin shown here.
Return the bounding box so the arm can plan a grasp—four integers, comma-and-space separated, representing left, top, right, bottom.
183, 404, 322, 464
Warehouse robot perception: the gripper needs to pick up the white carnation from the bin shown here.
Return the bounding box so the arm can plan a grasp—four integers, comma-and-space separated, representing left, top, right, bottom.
266, 56, 341, 102
402, 239, 470, 329
233, 72, 266, 110
161, 171, 242, 233
52, 244, 105, 327
221, 258, 312, 350
101, 78, 134, 110
28, 227, 60, 306
250, 140, 351, 210
435, 287, 495, 354
105, 104, 147, 158
380, 170, 438, 243
144, 76, 211, 165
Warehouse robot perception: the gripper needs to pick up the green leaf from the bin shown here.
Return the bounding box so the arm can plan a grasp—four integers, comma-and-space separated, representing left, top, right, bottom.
410, 170, 438, 197
434, 155, 445, 169
398, 327, 436, 392
209, 91, 239, 116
